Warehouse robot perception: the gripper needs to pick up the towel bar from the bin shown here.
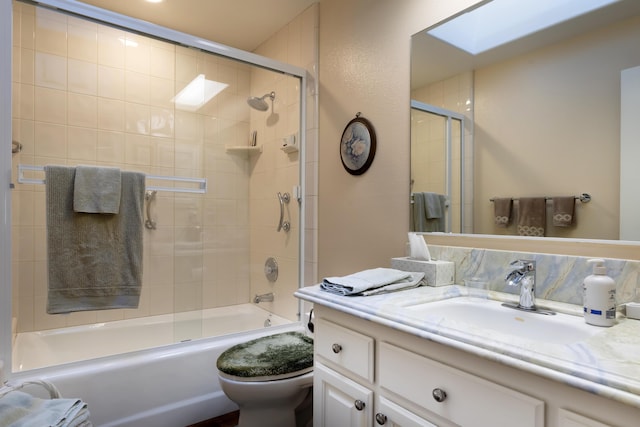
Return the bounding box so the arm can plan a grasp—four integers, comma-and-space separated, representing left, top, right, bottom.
16, 164, 207, 194
490, 193, 591, 203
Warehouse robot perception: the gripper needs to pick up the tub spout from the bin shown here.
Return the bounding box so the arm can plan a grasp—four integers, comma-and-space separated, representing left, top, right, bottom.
254, 292, 274, 304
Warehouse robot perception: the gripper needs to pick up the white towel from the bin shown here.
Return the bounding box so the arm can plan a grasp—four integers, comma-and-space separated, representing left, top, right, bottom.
0, 390, 91, 427
321, 268, 425, 296
73, 165, 121, 214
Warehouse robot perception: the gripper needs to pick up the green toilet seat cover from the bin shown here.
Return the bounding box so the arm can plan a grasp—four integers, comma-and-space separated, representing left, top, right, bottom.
217, 331, 314, 381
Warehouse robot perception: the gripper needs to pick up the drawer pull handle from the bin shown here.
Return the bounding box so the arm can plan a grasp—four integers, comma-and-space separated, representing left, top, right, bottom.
432, 388, 447, 403
375, 413, 387, 425
354, 400, 365, 411
332, 343, 342, 354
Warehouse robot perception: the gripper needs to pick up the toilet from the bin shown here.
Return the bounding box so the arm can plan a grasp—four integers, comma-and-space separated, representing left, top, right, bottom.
216, 331, 314, 427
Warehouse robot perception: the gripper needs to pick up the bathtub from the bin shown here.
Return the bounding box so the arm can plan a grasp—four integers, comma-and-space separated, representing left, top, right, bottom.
10, 304, 304, 426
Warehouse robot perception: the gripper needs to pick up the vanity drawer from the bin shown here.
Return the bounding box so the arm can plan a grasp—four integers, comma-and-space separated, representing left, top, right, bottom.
379, 342, 544, 427
315, 318, 374, 382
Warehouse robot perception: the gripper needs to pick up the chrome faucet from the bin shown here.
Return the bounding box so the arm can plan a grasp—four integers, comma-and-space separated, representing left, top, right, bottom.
503, 259, 554, 315
505, 259, 537, 310
254, 292, 274, 304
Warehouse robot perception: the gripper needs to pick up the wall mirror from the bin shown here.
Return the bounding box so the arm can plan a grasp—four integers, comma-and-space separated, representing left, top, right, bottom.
411, 0, 640, 241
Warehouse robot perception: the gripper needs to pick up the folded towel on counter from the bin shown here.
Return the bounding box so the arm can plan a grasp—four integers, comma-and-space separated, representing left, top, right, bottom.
321, 268, 425, 296
517, 197, 546, 237
552, 196, 575, 227
45, 165, 145, 314
0, 390, 91, 427
493, 198, 512, 227
73, 165, 121, 214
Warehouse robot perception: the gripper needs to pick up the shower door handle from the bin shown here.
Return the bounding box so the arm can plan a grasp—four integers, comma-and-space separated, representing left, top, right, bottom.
145, 190, 157, 230
277, 192, 290, 232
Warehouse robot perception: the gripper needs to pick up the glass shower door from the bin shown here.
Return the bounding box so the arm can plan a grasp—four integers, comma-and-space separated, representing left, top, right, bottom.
410, 101, 465, 233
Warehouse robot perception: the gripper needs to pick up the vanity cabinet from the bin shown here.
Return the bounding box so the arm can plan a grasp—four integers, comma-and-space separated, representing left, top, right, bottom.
314, 315, 543, 426
312, 305, 638, 427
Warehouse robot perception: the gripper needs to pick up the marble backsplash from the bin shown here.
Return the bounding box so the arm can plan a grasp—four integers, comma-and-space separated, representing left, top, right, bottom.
426, 245, 640, 306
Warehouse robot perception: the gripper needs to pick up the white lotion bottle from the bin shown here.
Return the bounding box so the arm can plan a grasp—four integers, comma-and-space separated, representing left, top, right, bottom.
583, 258, 616, 327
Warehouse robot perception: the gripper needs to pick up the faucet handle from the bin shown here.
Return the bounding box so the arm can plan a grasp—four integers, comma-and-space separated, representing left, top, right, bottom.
510, 259, 535, 271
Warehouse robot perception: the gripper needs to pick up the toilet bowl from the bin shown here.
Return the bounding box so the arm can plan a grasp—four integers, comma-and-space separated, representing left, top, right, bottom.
216, 331, 314, 427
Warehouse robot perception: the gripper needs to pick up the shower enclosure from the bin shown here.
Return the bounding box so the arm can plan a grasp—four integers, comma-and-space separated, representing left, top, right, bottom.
2, 0, 308, 374
410, 99, 466, 234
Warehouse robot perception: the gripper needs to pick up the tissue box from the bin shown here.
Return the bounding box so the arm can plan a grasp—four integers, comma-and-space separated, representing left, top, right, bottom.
391, 257, 455, 287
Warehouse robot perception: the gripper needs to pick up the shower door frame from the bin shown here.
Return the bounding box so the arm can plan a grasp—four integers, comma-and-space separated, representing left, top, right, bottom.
0, 0, 308, 378
411, 99, 466, 233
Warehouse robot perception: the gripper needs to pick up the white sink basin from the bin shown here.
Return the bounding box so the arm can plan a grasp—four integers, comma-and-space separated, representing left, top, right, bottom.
404, 296, 602, 345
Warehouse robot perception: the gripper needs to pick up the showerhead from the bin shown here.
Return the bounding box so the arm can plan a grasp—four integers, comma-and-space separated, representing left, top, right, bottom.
247, 91, 275, 111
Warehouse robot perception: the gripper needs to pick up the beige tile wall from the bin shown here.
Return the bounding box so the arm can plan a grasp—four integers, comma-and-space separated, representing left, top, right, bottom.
10, 2, 317, 333
250, 4, 319, 319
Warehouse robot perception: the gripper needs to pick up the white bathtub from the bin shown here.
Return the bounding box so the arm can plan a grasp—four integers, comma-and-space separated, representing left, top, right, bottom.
10, 304, 304, 426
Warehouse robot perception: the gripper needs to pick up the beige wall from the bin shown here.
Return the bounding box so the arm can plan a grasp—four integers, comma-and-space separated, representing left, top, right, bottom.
474, 15, 640, 240
317, 0, 480, 278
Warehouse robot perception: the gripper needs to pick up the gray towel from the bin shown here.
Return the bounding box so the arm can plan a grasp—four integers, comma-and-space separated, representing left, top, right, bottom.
412, 193, 427, 231
412, 192, 447, 232
73, 165, 121, 214
45, 165, 145, 314
321, 268, 425, 296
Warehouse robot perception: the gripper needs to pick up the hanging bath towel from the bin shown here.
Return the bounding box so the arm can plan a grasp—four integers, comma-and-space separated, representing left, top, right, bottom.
412, 192, 447, 232
45, 165, 145, 314
552, 196, 576, 227
517, 197, 546, 237
493, 197, 512, 227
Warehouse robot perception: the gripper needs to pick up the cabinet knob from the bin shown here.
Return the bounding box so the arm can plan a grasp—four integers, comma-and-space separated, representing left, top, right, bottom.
375, 413, 387, 425
354, 400, 365, 411
432, 388, 447, 402
332, 343, 342, 354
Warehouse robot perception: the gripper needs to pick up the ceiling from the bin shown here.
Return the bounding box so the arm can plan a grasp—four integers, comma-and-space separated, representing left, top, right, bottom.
77, 0, 317, 52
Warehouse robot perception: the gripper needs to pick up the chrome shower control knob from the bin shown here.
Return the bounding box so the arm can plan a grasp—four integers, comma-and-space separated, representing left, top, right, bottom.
375, 413, 387, 425
432, 388, 447, 402
354, 400, 365, 411
332, 343, 342, 354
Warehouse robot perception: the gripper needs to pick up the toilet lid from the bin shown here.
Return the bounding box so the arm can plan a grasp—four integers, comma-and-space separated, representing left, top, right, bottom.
217, 331, 314, 381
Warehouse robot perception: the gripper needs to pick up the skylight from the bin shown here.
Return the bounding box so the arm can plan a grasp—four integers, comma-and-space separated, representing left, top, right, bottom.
427, 0, 620, 55
173, 74, 228, 111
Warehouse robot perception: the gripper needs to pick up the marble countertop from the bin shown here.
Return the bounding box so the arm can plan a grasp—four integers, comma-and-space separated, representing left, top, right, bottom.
295, 284, 640, 408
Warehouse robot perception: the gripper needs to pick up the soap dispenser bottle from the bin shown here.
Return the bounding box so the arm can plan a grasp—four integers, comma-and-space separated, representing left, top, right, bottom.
583, 258, 616, 327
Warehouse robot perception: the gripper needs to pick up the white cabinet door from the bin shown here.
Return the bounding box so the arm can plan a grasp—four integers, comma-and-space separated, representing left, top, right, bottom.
558, 409, 611, 427
314, 362, 373, 427
375, 396, 439, 427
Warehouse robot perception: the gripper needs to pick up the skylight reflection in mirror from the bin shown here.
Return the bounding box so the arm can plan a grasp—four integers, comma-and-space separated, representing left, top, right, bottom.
427, 0, 619, 55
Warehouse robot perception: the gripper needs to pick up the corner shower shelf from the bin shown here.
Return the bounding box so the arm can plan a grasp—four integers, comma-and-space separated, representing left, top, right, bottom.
225, 145, 263, 154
